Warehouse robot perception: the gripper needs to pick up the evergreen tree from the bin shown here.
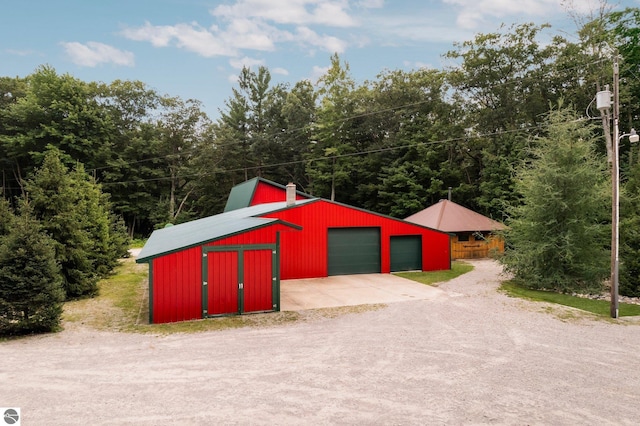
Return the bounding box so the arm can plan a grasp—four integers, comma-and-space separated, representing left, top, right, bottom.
26, 150, 96, 298
500, 107, 609, 294
0, 198, 13, 237
0, 203, 64, 335
620, 163, 640, 296
70, 164, 130, 277
307, 54, 357, 202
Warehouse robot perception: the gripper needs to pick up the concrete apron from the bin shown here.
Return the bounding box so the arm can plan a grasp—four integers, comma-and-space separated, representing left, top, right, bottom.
281, 273, 446, 311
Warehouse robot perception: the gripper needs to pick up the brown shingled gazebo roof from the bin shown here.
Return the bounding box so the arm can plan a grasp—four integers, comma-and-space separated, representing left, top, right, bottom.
405, 199, 506, 233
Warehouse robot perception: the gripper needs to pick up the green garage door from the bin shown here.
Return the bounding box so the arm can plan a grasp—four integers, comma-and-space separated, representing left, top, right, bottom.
328, 228, 381, 275
390, 235, 422, 272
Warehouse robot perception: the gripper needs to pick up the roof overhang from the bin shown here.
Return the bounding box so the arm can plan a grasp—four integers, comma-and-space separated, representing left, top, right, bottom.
136, 218, 302, 263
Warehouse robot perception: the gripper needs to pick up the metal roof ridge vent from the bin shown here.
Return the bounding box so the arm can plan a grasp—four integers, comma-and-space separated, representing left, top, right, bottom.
286, 182, 296, 206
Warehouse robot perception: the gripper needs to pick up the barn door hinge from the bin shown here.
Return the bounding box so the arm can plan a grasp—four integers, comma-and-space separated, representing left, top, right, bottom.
272, 277, 276, 281
203, 310, 208, 315
203, 281, 208, 286
239, 283, 244, 290
203, 253, 207, 258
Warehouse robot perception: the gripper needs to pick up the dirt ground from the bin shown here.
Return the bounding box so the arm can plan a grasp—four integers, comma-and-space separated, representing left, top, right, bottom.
2, 259, 640, 425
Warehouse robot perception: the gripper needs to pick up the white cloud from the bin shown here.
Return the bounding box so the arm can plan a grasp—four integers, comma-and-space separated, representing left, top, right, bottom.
6, 48, 37, 56
310, 65, 329, 81
211, 0, 358, 28
295, 26, 347, 53
365, 13, 470, 45
121, 1, 361, 61
61, 41, 134, 67
559, 0, 612, 15
442, 0, 560, 29
358, 0, 384, 7
229, 56, 265, 69
121, 22, 236, 57
120, 22, 175, 47
221, 18, 281, 51
272, 67, 289, 76
312, 2, 358, 27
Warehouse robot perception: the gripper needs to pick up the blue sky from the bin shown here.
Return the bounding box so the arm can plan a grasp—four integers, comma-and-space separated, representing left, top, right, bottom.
2, 0, 638, 120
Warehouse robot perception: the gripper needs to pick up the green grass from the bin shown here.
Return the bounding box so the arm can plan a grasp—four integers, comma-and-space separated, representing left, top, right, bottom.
394, 261, 474, 285
62, 256, 148, 331
129, 238, 146, 248
500, 281, 640, 317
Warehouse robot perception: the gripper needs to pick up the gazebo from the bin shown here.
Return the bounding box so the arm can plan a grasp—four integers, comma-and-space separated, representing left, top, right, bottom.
405, 199, 505, 259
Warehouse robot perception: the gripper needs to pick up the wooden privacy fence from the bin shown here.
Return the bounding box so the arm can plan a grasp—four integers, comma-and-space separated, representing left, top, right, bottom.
451, 235, 504, 259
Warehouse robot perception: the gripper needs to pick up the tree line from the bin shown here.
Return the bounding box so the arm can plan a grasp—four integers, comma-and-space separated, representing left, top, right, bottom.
8, 14, 640, 234
2, 5, 640, 334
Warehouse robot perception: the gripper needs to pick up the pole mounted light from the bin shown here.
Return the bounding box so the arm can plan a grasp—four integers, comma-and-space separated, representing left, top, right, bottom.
597, 56, 638, 318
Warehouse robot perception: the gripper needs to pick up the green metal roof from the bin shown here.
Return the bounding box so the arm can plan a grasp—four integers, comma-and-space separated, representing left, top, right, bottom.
223, 178, 259, 212
136, 199, 313, 263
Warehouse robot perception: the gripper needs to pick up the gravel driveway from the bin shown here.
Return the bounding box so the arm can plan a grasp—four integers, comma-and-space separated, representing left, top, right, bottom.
2, 259, 640, 425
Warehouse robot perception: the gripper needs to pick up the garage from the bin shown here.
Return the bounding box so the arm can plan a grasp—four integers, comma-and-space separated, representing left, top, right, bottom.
137, 179, 451, 324
327, 227, 381, 275
390, 235, 422, 272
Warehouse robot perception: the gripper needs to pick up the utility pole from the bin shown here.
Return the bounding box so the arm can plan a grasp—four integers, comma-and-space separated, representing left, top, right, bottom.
598, 54, 639, 318
611, 55, 620, 319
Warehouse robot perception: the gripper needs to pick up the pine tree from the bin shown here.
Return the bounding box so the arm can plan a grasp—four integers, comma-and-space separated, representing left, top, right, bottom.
70, 164, 130, 277
25, 150, 96, 298
0, 203, 64, 335
500, 107, 610, 294
620, 164, 640, 296
0, 198, 13, 237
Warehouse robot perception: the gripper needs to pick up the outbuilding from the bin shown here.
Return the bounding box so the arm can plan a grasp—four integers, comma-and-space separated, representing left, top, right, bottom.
405, 199, 505, 259
137, 180, 451, 323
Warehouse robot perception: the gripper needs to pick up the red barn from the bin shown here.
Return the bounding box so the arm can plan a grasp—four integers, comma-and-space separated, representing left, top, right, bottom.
137, 179, 451, 323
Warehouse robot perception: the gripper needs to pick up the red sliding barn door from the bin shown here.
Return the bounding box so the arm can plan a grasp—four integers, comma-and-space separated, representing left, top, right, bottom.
204, 245, 278, 316
207, 251, 239, 315
243, 249, 274, 312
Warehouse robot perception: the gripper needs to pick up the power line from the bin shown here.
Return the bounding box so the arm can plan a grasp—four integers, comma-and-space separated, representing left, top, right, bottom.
90, 98, 443, 173
100, 125, 544, 186
90, 56, 609, 176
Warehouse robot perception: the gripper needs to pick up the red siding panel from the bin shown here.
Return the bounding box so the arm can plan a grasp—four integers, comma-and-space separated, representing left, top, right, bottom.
208, 251, 239, 315
151, 246, 202, 324
250, 181, 307, 206
243, 249, 273, 312
263, 200, 450, 279
208, 223, 289, 247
